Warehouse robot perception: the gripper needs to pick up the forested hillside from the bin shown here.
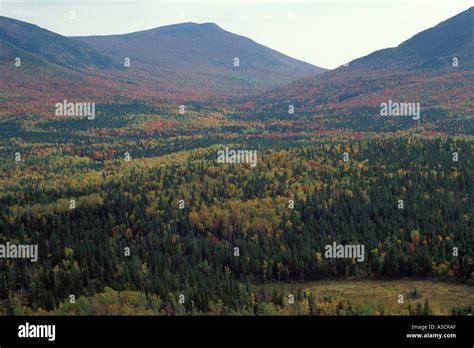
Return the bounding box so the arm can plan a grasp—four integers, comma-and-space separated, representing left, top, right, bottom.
243, 7, 474, 133
1, 132, 472, 314
0, 7, 473, 318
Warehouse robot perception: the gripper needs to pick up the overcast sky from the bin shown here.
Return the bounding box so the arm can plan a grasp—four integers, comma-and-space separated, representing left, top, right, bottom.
1, 0, 472, 69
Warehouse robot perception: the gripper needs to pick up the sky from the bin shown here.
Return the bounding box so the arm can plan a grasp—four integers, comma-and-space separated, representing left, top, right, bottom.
1, 0, 472, 69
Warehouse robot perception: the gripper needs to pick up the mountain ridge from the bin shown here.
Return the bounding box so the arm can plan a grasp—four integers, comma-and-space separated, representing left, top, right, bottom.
0, 17, 326, 105
71, 21, 325, 93
253, 6, 473, 123
0, 16, 118, 70
1, 8, 472, 126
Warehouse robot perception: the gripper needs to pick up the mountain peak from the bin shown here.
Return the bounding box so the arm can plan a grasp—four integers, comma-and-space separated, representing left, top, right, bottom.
135, 21, 223, 36
1, 15, 324, 99
70, 19, 324, 97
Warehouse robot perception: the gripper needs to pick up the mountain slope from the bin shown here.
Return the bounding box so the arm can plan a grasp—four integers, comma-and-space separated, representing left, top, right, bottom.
1, 17, 326, 111
349, 6, 474, 72
249, 7, 473, 133
71, 22, 325, 96
0, 16, 118, 70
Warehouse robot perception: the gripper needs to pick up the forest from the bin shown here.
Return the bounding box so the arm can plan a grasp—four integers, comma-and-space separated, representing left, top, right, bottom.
0, 111, 472, 315
1, 4, 473, 325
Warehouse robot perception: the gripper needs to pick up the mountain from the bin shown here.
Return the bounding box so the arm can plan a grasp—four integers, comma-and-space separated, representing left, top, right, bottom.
0, 16, 126, 117
348, 6, 474, 72
0, 17, 325, 113
0, 16, 117, 70
250, 7, 473, 133
1, 8, 471, 128
71, 22, 325, 97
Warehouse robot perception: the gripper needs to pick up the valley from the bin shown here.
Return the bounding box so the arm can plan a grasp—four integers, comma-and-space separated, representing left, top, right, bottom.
0, 7, 472, 317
